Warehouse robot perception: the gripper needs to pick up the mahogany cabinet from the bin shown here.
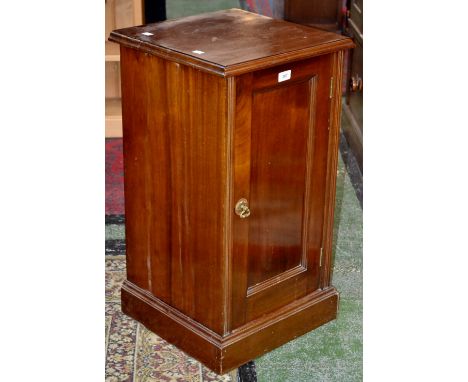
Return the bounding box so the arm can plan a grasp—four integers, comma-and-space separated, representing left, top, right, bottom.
110, 8, 353, 374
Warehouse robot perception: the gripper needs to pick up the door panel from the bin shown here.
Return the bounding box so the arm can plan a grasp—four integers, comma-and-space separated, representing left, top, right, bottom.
248, 80, 310, 287
231, 55, 333, 328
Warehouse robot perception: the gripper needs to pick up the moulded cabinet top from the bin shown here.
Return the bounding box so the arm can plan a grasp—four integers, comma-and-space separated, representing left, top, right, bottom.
109, 8, 354, 77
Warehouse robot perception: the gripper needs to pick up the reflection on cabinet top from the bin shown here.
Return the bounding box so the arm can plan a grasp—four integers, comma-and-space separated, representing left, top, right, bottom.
109, 8, 354, 77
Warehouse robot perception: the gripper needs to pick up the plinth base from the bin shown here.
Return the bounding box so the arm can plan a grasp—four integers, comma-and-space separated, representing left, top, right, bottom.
121, 281, 339, 374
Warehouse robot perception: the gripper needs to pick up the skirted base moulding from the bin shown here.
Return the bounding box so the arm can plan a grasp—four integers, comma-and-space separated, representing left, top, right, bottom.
121, 281, 339, 374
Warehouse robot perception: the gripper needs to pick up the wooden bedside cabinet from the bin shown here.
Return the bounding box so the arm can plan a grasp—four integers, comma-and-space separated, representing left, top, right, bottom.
110, 8, 354, 374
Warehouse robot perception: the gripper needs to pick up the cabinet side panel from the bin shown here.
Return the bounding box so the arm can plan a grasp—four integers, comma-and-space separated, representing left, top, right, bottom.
120, 46, 228, 334
121, 47, 158, 293
166, 61, 228, 335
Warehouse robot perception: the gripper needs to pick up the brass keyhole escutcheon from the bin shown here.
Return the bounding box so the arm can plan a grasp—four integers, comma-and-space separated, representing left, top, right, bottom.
235, 198, 250, 218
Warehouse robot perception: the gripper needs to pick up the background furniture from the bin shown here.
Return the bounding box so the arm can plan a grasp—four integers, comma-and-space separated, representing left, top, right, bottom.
343, 0, 363, 171
110, 9, 353, 373
105, 0, 143, 137
284, 0, 344, 32
145, 0, 166, 23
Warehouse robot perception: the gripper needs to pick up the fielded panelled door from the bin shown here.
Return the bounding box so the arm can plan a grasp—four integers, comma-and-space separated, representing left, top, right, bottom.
231, 54, 334, 328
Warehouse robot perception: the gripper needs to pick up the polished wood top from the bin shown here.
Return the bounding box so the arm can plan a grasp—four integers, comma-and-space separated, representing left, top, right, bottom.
109, 8, 354, 76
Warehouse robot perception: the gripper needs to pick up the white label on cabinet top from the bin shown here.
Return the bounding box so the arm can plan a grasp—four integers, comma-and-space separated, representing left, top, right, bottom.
192, 50, 205, 55
278, 70, 292, 82
141, 32, 153, 36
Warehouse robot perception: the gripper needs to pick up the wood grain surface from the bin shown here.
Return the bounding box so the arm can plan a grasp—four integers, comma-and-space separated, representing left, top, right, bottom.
120, 46, 228, 335
109, 8, 354, 76
231, 55, 335, 327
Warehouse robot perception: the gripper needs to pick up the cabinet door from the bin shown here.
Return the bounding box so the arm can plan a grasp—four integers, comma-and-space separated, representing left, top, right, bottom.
231, 55, 333, 328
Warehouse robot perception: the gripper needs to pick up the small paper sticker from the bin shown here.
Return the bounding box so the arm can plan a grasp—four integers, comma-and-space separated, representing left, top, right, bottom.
278, 70, 292, 82
141, 32, 153, 36
192, 50, 205, 55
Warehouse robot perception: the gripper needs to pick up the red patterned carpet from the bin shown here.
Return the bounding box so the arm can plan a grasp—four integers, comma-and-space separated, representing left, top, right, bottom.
106, 138, 125, 215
